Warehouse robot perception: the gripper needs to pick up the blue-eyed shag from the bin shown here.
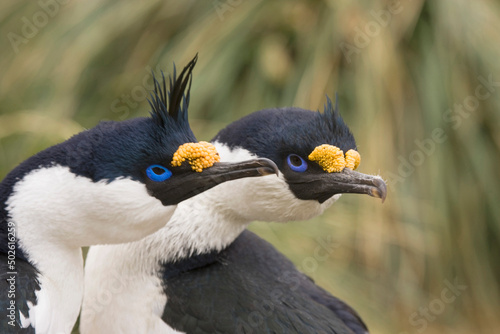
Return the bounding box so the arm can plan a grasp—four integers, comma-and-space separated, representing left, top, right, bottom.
0, 56, 278, 333
81, 100, 386, 334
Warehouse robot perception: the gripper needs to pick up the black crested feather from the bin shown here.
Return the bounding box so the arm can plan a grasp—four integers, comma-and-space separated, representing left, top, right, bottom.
149, 54, 198, 128
321, 94, 348, 139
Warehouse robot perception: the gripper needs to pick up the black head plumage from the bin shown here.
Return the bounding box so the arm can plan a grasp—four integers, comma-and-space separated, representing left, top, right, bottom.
212, 95, 357, 167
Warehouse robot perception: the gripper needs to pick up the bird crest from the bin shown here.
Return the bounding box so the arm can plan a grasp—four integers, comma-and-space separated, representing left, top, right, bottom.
321, 94, 344, 131
307, 94, 360, 172
148, 54, 198, 129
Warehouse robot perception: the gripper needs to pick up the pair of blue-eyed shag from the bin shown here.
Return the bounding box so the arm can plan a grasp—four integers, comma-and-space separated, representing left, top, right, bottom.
0, 56, 279, 333
81, 61, 387, 333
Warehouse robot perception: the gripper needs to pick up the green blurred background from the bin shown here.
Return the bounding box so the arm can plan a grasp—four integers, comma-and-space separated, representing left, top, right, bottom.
1, 0, 499, 333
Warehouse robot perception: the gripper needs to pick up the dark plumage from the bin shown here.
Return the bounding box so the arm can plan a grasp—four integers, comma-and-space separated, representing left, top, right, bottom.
161, 231, 368, 334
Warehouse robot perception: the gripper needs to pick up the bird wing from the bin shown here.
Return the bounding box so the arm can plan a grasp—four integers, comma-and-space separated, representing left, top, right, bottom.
160, 230, 365, 334
297, 275, 369, 334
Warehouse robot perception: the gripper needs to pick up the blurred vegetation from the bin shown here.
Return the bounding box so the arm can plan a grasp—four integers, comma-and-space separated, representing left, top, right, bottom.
1, 0, 499, 333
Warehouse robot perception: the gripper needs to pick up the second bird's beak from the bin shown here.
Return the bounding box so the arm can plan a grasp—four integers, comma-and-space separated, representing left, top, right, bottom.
288, 167, 387, 204
150, 158, 279, 206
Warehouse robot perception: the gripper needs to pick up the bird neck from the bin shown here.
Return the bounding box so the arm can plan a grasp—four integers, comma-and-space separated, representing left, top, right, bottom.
138, 188, 251, 264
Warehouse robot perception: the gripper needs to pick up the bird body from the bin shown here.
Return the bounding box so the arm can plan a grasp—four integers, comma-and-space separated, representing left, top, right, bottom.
82, 104, 385, 333
162, 230, 366, 334
0, 56, 277, 333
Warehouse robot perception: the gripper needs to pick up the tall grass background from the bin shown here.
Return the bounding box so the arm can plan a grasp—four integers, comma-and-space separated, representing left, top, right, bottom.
1, 1, 499, 333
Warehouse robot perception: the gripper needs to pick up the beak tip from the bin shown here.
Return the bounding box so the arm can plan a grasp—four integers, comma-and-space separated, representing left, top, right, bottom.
371, 178, 387, 203
380, 193, 387, 203
256, 158, 279, 177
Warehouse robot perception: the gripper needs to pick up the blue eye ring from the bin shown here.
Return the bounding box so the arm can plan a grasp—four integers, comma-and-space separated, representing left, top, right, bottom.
146, 165, 172, 182
287, 154, 308, 172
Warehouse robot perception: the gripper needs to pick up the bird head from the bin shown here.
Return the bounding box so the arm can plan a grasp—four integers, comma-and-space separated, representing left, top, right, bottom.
212, 98, 386, 222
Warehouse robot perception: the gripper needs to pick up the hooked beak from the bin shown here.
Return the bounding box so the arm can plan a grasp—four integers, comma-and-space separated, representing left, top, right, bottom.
148, 158, 279, 206
287, 168, 387, 204
322, 168, 387, 202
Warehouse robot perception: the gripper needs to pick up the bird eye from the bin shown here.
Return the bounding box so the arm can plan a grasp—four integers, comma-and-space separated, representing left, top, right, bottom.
287, 154, 308, 172
146, 165, 172, 182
